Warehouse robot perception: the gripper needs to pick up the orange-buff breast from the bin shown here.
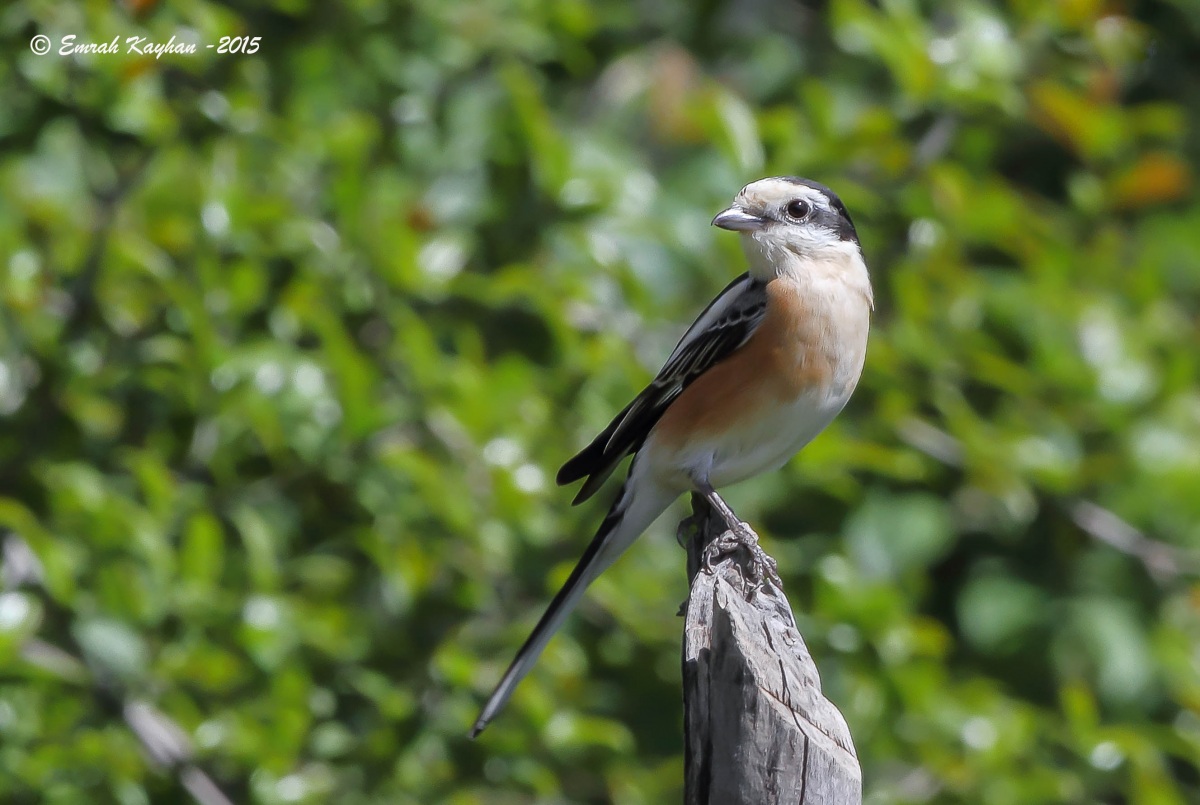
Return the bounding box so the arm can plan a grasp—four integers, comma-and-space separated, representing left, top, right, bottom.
653, 278, 836, 447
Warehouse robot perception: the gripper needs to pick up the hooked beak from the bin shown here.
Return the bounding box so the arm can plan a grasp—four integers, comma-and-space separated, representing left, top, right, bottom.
711, 206, 768, 232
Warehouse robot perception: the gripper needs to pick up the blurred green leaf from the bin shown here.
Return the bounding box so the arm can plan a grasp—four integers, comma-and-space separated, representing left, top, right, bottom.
2, 0, 1199, 802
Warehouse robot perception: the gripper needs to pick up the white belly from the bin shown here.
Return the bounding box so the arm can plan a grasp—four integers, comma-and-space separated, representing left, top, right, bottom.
705, 384, 854, 487
643, 354, 863, 492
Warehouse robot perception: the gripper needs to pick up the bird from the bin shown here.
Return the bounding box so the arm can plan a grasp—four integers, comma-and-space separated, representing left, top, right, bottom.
471, 176, 873, 738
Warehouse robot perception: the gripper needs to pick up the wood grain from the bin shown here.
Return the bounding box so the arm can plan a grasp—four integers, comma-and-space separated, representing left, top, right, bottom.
681, 494, 861, 805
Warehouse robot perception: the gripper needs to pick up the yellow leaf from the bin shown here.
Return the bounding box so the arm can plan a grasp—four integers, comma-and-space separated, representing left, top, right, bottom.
1110, 152, 1192, 208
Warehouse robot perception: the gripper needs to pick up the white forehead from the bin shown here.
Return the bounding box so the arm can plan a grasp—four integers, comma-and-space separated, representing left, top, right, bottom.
737, 178, 828, 209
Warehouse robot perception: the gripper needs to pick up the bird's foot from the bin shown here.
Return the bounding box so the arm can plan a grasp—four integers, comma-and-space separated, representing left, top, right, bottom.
700, 520, 782, 594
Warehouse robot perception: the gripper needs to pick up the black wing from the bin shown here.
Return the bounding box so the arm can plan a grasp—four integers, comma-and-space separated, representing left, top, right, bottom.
557, 273, 768, 504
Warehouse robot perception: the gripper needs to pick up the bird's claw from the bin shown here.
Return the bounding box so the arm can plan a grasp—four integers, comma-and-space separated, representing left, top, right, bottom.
700, 520, 782, 595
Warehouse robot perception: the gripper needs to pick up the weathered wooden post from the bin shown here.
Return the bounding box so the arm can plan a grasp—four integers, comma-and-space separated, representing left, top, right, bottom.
681, 494, 862, 804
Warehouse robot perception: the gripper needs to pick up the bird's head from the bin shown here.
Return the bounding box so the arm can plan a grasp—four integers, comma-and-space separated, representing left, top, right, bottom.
712, 177, 863, 283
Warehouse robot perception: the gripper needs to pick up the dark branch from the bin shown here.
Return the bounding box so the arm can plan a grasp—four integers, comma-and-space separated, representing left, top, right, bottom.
680, 494, 861, 804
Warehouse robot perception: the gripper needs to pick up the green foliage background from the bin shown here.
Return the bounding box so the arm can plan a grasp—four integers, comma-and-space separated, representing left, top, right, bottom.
3, 0, 1200, 802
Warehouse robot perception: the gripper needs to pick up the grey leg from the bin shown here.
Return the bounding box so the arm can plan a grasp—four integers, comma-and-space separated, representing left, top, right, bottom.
692, 481, 782, 589
694, 481, 743, 533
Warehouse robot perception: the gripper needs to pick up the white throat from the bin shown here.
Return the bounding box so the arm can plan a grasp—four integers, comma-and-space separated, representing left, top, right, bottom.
741, 233, 874, 310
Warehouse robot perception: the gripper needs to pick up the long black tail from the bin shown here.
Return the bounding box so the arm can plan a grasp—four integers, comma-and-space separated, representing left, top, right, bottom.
471, 475, 672, 737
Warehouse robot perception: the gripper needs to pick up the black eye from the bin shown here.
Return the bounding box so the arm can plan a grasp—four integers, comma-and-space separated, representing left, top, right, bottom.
785, 199, 811, 219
